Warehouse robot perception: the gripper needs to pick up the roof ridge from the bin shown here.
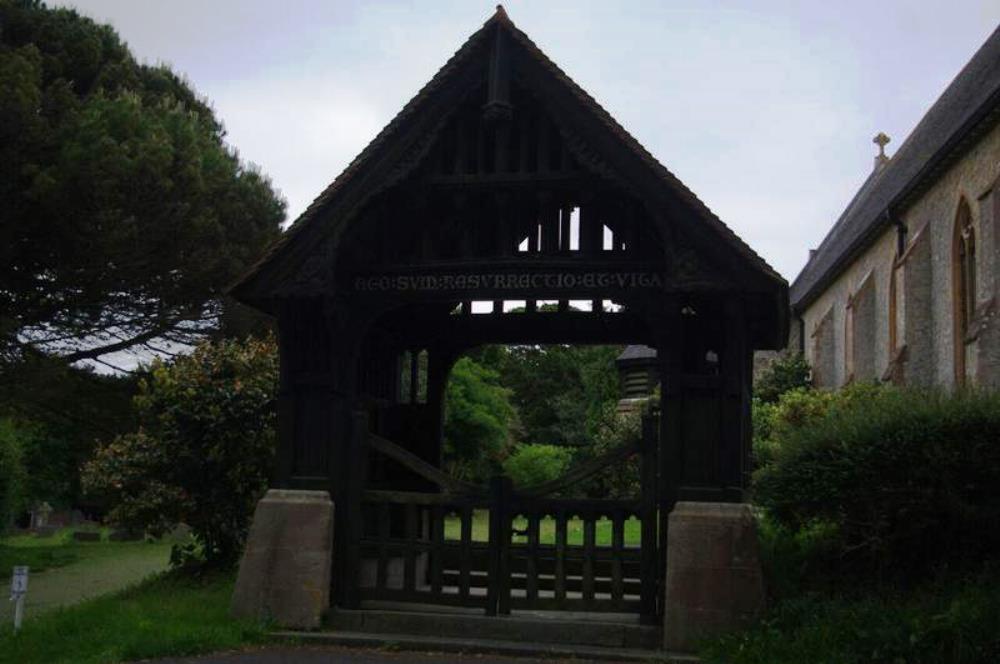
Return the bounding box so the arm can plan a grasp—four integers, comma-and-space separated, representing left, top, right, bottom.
791, 24, 1000, 308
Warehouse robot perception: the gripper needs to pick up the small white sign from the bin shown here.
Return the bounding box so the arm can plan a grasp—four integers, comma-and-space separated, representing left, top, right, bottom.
10, 566, 28, 595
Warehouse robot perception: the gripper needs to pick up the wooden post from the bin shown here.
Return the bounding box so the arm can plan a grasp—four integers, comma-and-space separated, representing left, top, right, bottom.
657, 299, 683, 617
487, 475, 512, 616
342, 409, 369, 608
640, 412, 659, 623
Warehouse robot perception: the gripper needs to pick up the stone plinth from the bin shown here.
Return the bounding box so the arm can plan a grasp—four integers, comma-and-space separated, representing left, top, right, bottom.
663, 501, 765, 652
231, 489, 334, 629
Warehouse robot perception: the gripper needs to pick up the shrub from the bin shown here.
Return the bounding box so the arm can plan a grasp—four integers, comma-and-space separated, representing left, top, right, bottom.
443, 357, 516, 483
702, 568, 1000, 664
752, 383, 882, 471
82, 336, 277, 567
575, 408, 645, 499
754, 387, 1000, 577
754, 353, 812, 404
0, 418, 28, 531
502, 444, 573, 488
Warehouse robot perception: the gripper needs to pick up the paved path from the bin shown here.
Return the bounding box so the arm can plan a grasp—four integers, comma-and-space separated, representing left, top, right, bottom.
147, 646, 607, 664
0, 542, 171, 622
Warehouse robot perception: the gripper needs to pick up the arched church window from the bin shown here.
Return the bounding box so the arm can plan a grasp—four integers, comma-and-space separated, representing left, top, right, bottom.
952, 198, 976, 385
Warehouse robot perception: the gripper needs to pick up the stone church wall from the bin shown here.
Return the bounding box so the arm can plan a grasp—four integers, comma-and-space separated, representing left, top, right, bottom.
901, 120, 1000, 387
800, 120, 1000, 389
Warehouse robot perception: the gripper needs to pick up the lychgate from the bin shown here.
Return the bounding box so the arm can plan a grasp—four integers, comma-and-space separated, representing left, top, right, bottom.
230, 6, 787, 653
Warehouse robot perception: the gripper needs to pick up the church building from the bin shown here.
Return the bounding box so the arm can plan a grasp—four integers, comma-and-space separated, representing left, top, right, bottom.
791, 26, 1000, 390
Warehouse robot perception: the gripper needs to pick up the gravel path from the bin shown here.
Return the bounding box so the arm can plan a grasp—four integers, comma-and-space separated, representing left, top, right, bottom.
0, 542, 171, 622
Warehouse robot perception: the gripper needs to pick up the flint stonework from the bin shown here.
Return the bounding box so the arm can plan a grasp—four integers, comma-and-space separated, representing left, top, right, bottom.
230, 489, 334, 629
663, 501, 765, 652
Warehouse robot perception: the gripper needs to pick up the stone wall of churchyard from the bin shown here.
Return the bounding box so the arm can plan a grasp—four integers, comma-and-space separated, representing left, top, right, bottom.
800, 120, 1000, 389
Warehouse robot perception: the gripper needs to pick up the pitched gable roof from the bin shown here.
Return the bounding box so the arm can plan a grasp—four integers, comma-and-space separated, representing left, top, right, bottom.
791, 25, 1000, 311
232, 7, 786, 306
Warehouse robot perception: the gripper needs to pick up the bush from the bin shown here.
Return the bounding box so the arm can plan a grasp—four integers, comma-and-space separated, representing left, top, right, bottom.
82, 336, 277, 567
702, 568, 1000, 664
752, 384, 882, 470
443, 357, 516, 483
754, 387, 1000, 577
574, 408, 645, 499
754, 353, 812, 404
502, 444, 573, 488
0, 418, 28, 531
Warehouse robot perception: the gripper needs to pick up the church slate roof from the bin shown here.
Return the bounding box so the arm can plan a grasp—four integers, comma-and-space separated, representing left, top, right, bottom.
232, 6, 786, 305
790, 25, 1000, 312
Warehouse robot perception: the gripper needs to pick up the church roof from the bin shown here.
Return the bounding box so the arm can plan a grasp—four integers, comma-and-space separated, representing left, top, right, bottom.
791, 25, 1000, 311
231, 6, 786, 306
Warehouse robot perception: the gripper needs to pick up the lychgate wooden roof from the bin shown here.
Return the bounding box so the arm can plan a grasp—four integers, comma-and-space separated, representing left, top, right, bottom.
231, 6, 788, 342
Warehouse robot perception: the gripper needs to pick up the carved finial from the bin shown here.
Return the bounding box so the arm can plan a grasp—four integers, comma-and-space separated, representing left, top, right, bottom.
873, 132, 891, 170
494, 4, 509, 20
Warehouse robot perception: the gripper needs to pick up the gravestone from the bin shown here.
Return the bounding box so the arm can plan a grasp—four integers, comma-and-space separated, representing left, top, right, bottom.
29, 502, 53, 530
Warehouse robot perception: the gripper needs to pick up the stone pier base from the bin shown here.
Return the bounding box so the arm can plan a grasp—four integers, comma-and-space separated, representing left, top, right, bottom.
231, 489, 334, 629
663, 501, 765, 652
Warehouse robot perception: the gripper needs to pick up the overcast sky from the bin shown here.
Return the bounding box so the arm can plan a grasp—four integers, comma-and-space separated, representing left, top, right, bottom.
59, 0, 1000, 282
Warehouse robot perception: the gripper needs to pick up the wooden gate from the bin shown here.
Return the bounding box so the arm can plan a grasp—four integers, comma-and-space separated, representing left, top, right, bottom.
350, 413, 660, 622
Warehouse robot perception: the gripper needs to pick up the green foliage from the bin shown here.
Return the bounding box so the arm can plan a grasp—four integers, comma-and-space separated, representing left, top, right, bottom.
754, 512, 842, 602
754, 387, 1000, 577
443, 357, 515, 482
753, 353, 812, 404
0, 1, 284, 367
702, 568, 1000, 664
82, 336, 278, 567
0, 358, 138, 509
0, 571, 265, 664
0, 418, 28, 530
502, 444, 573, 488
575, 408, 644, 498
472, 344, 622, 449
0, 527, 81, 574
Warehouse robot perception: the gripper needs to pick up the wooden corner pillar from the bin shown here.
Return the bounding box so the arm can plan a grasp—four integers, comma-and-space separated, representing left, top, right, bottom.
273, 297, 374, 609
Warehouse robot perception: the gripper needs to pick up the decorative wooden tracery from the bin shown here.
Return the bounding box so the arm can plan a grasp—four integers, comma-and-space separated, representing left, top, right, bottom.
231, 7, 788, 620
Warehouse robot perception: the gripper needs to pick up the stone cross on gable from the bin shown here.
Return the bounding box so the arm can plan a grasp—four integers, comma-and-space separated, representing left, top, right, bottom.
873, 132, 891, 157
873, 132, 891, 170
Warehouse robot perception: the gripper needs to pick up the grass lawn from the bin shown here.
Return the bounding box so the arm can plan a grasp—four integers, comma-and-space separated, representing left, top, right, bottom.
0, 528, 169, 582
0, 571, 264, 664
443, 510, 643, 547
0, 531, 80, 575
1, 528, 173, 623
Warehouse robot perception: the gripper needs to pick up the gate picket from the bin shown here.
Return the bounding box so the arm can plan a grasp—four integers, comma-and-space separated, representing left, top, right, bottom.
354, 415, 659, 619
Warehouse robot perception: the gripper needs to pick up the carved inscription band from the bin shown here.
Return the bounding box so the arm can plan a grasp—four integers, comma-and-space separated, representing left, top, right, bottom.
352, 271, 665, 292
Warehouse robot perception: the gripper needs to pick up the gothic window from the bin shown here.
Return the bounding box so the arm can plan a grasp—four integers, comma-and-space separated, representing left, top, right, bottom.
952, 199, 976, 385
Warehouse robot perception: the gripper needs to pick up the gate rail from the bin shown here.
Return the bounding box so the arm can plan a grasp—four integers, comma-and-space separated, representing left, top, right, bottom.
352, 413, 660, 620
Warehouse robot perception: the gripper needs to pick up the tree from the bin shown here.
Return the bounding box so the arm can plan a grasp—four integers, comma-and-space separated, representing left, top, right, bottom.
0, 1, 284, 372
443, 357, 516, 482
82, 336, 277, 566
472, 344, 622, 448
